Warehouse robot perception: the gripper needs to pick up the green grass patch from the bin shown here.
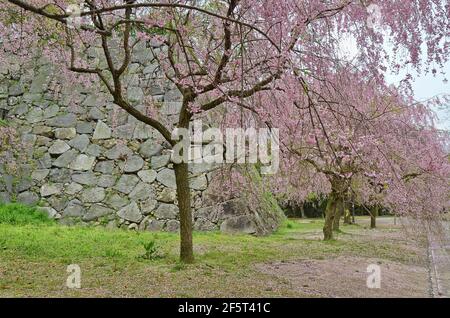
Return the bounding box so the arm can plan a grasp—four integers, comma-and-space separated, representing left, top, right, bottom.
0, 210, 425, 297
274, 218, 324, 235
0, 203, 54, 226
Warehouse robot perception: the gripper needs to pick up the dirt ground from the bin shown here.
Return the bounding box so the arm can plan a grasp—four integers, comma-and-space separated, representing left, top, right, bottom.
255, 217, 434, 298
428, 220, 450, 297
255, 256, 429, 297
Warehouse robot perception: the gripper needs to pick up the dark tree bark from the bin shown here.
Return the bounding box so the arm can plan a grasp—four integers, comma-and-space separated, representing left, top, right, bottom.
173, 97, 195, 263
174, 162, 194, 263
343, 206, 352, 224
323, 193, 337, 240
300, 204, 306, 219
343, 199, 352, 224
333, 197, 344, 231
370, 205, 378, 229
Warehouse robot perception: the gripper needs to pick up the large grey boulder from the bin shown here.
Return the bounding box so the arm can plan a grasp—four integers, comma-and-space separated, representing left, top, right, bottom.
0, 192, 11, 204
146, 219, 164, 232
33, 125, 53, 138
43, 104, 59, 119
85, 144, 105, 157
16, 191, 39, 206
105, 193, 129, 210
161, 102, 182, 115
114, 174, 139, 194
157, 188, 177, 203
220, 215, 257, 235
47, 113, 77, 128
133, 123, 153, 139
117, 202, 143, 223
72, 172, 97, 186
83, 94, 104, 107
94, 161, 115, 174
129, 182, 154, 201
92, 121, 111, 140
124, 155, 144, 173
81, 187, 105, 203
48, 140, 70, 156
52, 149, 78, 168
68, 134, 90, 152
26, 108, 44, 124
54, 128, 77, 140
105, 144, 133, 160
189, 175, 208, 191
112, 124, 135, 139
127, 86, 144, 104
151, 155, 170, 169
31, 169, 50, 181
166, 220, 180, 232
88, 107, 105, 120
83, 204, 114, 222
37, 206, 58, 219
63, 200, 85, 217
48, 168, 71, 183
156, 169, 177, 189
48, 197, 69, 212
65, 182, 83, 195
8, 83, 25, 96
70, 154, 96, 171
139, 140, 163, 158
40, 183, 62, 197
140, 198, 158, 215
137, 170, 157, 183
194, 218, 217, 231
97, 175, 116, 188
37, 153, 52, 169
30, 65, 51, 93
155, 203, 178, 220
76, 122, 94, 134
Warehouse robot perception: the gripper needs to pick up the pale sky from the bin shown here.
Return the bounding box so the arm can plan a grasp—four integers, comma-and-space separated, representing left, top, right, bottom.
339, 35, 450, 131
386, 61, 450, 131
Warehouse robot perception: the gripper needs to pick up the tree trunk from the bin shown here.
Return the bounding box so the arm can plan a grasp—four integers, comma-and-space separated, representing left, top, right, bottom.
342, 201, 351, 224
300, 204, 306, 219
174, 162, 194, 263
333, 198, 344, 231
323, 194, 337, 240
344, 208, 351, 224
351, 201, 356, 224
370, 205, 378, 229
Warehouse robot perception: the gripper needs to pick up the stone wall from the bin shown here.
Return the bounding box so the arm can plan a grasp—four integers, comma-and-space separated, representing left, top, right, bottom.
0, 43, 284, 234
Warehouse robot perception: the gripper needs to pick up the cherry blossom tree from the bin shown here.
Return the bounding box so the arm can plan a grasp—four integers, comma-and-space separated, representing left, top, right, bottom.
266, 67, 450, 240
1, 0, 449, 258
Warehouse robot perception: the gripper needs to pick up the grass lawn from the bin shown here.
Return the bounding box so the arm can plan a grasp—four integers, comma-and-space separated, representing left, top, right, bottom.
0, 204, 429, 297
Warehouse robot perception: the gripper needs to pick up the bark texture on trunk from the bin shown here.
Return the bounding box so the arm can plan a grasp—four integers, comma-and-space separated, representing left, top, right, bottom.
370, 205, 378, 229
174, 162, 194, 263
323, 193, 337, 240
343, 202, 351, 224
300, 205, 306, 219
344, 212, 351, 224
333, 198, 344, 231
173, 96, 195, 263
